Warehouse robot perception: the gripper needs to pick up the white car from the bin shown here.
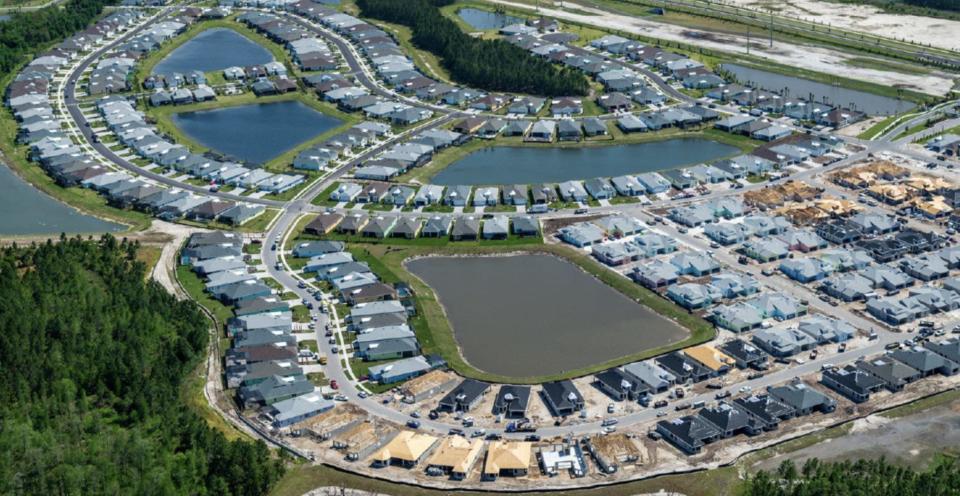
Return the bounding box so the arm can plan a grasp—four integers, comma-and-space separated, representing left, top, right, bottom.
739, 385, 752, 394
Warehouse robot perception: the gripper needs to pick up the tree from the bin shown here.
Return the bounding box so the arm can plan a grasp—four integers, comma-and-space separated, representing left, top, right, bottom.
0, 236, 285, 496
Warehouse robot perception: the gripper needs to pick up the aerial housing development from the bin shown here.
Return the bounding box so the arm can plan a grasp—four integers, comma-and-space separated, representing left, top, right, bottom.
4, 0, 960, 494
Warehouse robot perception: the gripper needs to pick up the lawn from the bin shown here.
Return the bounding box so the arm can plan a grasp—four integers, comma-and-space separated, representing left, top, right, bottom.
292, 304, 311, 323
271, 462, 740, 496
178, 208, 280, 234
175, 263, 234, 328
346, 242, 715, 384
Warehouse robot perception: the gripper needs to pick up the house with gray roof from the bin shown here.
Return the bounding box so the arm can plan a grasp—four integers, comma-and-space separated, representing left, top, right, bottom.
512, 216, 539, 237
719, 339, 768, 370
239, 374, 313, 408
584, 178, 616, 200
667, 283, 722, 309
635, 172, 671, 194
900, 253, 950, 281
779, 258, 833, 283
451, 216, 480, 241
751, 328, 816, 357
821, 273, 874, 302
421, 215, 453, 238
368, 355, 433, 384
743, 215, 792, 237
743, 238, 790, 262
777, 229, 828, 252
669, 204, 714, 227
267, 393, 334, 429
444, 185, 471, 206
889, 347, 959, 378
710, 272, 759, 298
656, 415, 721, 455
329, 182, 363, 202
632, 260, 680, 288
472, 186, 499, 206
797, 316, 855, 344
594, 215, 644, 237
907, 286, 960, 313
857, 357, 921, 393
361, 215, 398, 238
816, 248, 872, 272
610, 175, 643, 196
482, 216, 510, 240
866, 296, 929, 325
501, 184, 528, 205
558, 180, 588, 202
710, 302, 764, 333
670, 252, 720, 276
704, 223, 750, 245
622, 361, 675, 393
747, 294, 807, 321
698, 402, 763, 439
766, 380, 836, 416
849, 212, 900, 235
414, 184, 444, 206
634, 233, 677, 257
593, 242, 642, 266
858, 265, 914, 290
821, 365, 885, 403
559, 222, 605, 247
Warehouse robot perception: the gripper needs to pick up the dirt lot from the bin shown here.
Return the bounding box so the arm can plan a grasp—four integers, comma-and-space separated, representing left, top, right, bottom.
727, 0, 960, 52
489, 0, 957, 96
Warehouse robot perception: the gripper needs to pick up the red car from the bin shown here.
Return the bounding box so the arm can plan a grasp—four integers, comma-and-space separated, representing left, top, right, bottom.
329, 380, 339, 390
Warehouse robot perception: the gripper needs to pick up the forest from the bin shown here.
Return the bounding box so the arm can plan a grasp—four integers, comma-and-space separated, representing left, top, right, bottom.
0, 236, 284, 495
743, 457, 960, 496
356, 0, 589, 97
900, 0, 960, 11
0, 0, 114, 76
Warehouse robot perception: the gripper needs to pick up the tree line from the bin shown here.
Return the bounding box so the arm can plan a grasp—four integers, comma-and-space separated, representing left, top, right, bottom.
0, 0, 114, 77
743, 457, 960, 496
356, 0, 589, 97
902, 0, 960, 12
0, 236, 284, 495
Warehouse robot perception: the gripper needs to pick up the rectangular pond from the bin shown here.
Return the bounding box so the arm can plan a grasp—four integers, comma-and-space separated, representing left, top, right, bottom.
0, 163, 123, 235
721, 63, 914, 116
406, 254, 688, 378
153, 28, 274, 77
458, 7, 524, 30
429, 138, 739, 186
170, 100, 343, 165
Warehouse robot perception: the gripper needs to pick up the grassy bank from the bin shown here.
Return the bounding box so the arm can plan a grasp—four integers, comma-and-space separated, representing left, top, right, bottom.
178, 207, 281, 234
396, 127, 755, 185
344, 242, 714, 384
271, 462, 741, 496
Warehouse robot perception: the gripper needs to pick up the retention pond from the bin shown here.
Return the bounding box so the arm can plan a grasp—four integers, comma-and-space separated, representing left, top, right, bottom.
721, 64, 914, 116
0, 163, 123, 235
152, 27, 273, 77
406, 254, 687, 378
430, 138, 739, 186
457, 8, 524, 30
170, 100, 342, 165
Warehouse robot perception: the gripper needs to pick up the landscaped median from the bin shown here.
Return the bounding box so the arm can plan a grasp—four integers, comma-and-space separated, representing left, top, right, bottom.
336, 241, 715, 385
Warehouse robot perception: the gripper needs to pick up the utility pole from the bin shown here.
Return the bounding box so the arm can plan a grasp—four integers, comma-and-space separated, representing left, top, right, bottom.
769, 10, 773, 48
746, 25, 750, 55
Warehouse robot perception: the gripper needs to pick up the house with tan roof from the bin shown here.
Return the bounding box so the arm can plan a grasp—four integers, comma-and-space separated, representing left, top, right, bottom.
426, 436, 484, 480
684, 344, 736, 374
483, 441, 532, 480
371, 430, 439, 468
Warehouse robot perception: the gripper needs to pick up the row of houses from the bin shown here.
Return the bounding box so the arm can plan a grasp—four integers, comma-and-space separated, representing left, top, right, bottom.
183, 232, 336, 429
6, 17, 265, 229
821, 340, 960, 403
95, 95, 305, 195
656, 379, 836, 454
304, 212, 541, 241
